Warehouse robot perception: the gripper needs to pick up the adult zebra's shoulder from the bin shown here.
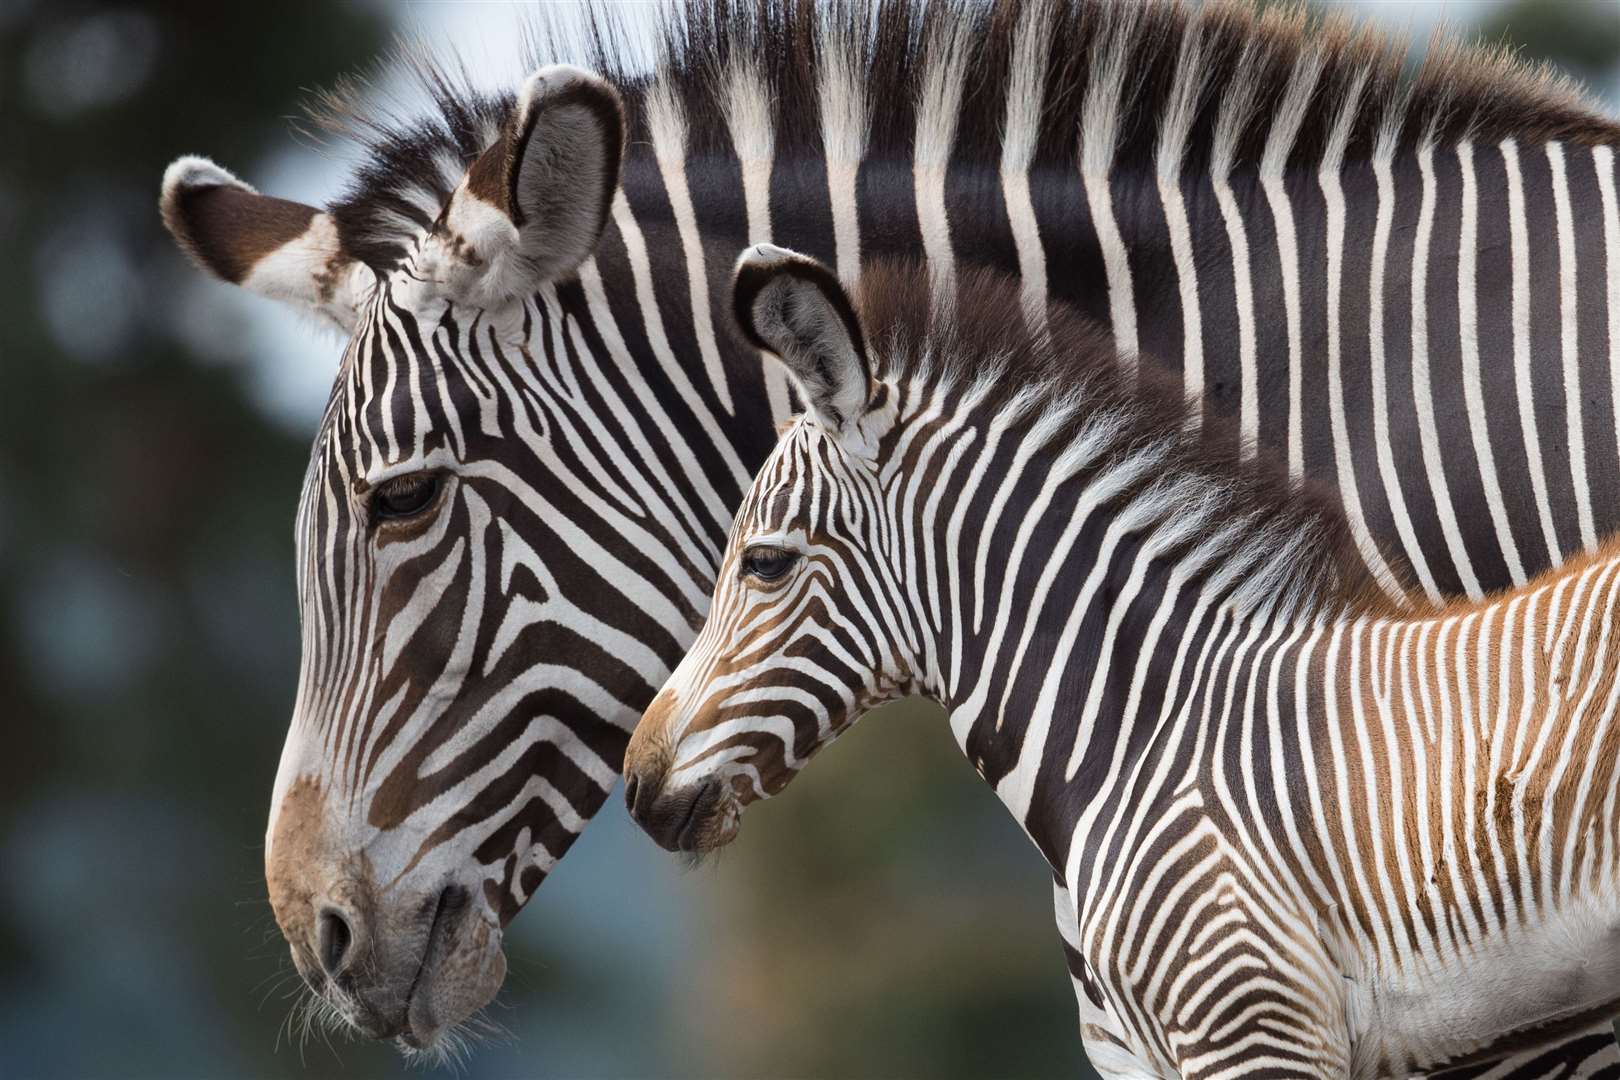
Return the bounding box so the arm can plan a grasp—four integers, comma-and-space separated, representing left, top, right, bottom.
157, 0, 1620, 1065
626, 246, 1620, 1078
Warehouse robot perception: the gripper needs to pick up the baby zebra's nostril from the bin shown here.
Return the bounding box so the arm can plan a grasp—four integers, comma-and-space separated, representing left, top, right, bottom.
625, 766, 666, 825
316, 905, 355, 980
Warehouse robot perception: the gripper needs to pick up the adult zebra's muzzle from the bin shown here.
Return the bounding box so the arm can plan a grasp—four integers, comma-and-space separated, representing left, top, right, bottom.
265, 776, 507, 1051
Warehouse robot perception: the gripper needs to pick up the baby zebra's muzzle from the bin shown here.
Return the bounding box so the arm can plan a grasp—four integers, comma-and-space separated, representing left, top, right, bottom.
624, 766, 730, 852
623, 687, 740, 852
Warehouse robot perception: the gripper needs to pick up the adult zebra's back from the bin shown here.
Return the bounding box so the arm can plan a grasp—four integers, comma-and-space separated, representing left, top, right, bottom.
157, 0, 1620, 1067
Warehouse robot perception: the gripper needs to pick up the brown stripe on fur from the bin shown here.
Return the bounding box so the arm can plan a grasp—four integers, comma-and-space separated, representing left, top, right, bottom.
461, 139, 507, 210
1322, 534, 1620, 962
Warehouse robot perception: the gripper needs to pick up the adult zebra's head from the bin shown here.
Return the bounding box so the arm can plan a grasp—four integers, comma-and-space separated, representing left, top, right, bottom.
624, 246, 915, 853
162, 66, 626, 1050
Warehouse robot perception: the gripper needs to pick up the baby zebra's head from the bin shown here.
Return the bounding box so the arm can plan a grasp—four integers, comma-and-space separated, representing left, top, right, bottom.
622, 246, 921, 852
622, 245, 1374, 859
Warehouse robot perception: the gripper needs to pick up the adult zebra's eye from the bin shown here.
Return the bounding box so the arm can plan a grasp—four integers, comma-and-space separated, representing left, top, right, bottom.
373, 473, 441, 521
741, 545, 798, 582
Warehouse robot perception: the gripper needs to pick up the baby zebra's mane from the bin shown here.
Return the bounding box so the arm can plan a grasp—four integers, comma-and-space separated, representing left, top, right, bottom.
304, 0, 1619, 270
851, 262, 1390, 620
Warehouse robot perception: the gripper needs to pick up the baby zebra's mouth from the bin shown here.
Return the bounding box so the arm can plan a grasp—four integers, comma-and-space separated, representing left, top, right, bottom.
628, 775, 741, 853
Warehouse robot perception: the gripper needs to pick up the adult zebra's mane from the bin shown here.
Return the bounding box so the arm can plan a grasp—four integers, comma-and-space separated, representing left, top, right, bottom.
308, 0, 1619, 271
853, 259, 1388, 620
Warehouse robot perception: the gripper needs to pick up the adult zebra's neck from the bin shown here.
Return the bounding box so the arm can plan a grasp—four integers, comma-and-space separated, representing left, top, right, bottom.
580, 0, 1620, 610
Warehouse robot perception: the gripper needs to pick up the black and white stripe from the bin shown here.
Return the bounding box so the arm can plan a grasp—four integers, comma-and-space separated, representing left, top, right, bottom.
629, 253, 1620, 1077
166, 0, 1620, 1063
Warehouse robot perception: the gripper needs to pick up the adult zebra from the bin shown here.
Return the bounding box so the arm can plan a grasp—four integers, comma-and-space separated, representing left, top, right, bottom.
626, 246, 1620, 1078
158, 0, 1620, 1067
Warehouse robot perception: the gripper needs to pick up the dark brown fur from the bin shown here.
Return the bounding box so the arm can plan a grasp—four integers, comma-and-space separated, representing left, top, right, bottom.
162, 184, 319, 284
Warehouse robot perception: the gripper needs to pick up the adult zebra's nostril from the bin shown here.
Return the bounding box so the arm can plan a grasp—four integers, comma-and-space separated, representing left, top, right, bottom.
316, 905, 355, 979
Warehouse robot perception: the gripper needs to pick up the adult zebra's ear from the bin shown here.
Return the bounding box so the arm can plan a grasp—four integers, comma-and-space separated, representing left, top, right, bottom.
733, 245, 872, 433
160, 157, 375, 333
421, 65, 625, 306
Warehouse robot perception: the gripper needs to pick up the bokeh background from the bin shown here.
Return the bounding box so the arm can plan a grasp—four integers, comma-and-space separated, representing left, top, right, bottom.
2, 1, 1618, 1077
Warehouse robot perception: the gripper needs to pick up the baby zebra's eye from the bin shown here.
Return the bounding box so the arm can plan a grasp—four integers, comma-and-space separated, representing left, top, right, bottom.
372, 473, 441, 521
740, 545, 799, 583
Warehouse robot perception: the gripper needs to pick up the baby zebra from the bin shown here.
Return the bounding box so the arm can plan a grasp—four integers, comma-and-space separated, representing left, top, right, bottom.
623, 246, 1620, 1078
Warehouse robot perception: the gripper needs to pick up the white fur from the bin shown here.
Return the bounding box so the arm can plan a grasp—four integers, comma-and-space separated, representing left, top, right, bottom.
1348, 899, 1620, 1073
914, 17, 970, 307
415, 184, 522, 304
1548, 141, 1596, 553
1600, 147, 1620, 532
1260, 33, 1323, 485
1079, 2, 1142, 371
1366, 135, 1443, 603
1411, 138, 1484, 597
248, 215, 375, 332
1155, 11, 1206, 432
1001, 0, 1053, 338
647, 78, 734, 414
162, 154, 253, 199
1456, 141, 1526, 586
1212, 37, 1265, 458
1079, 2, 1141, 180
720, 59, 795, 428
817, 15, 868, 289
1503, 137, 1567, 569
1318, 66, 1408, 604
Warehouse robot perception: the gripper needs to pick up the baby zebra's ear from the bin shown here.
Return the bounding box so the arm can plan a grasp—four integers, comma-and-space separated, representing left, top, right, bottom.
420, 64, 625, 306
733, 245, 872, 432
160, 156, 375, 333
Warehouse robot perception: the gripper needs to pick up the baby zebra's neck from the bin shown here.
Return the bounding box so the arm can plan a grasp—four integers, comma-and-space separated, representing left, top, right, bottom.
849, 265, 1372, 825
861, 271, 1620, 950
895, 335, 1620, 1060
892, 314, 1620, 1058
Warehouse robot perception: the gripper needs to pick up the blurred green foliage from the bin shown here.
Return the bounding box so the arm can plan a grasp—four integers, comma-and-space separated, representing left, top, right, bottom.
686, 699, 1089, 1077
1480, 0, 1620, 87
0, 2, 401, 1075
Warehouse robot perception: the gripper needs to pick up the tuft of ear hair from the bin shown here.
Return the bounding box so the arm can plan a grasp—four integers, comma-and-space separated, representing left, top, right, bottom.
733, 245, 872, 431
421, 64, 625, 306
160, 156, 374, 333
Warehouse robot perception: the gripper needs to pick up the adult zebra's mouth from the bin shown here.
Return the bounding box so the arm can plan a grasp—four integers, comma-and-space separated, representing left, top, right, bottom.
396, 883, 468, 1050
266, 778, 509, 1056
